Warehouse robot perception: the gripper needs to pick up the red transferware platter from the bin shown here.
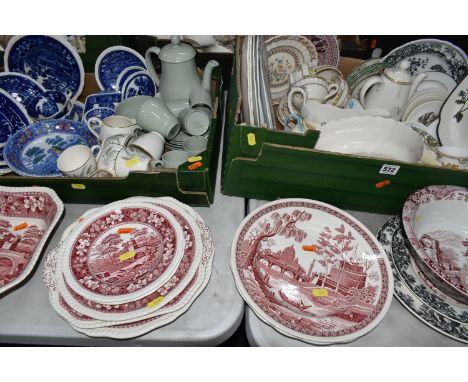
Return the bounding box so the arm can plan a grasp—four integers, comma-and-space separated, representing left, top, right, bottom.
0, 186, 63, 296
231, 199, 393, 344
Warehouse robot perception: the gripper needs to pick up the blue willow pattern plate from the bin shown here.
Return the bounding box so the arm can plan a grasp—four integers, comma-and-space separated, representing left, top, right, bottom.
0, 72, 46, 110
4, 119, 99, 177
0, 89, 33, 161
83, 92, 122, 115
116, 66, 145, 92
377, 217, 468, 343
122, 71, 156, 99
95, 46, 146, 91
4, 35, 85, 101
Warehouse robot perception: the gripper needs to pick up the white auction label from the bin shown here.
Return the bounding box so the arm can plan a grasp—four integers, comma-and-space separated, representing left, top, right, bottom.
379, 164, 400, 176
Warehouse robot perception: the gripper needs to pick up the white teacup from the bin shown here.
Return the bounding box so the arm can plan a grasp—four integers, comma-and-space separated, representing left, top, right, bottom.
436, 146, 468, 169
87, 115, 142, 142
136, 98, 180, 139
114, 146, 163, 177
129, 131, 165, 160
57, 144, 100, 177
162, 150, 189, 169
288, 81, 339, 112
183, 136, 208, 156
115, 96, 153, 120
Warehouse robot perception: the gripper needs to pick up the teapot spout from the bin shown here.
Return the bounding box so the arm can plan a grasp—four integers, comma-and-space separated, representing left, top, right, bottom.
409, 72, 427, 99
202, 60, 219, 91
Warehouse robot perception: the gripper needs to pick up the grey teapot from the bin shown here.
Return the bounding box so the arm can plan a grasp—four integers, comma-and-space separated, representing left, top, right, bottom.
145, 35, 219, 103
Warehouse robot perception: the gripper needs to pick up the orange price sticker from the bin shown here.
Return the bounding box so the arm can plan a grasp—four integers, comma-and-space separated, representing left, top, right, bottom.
375, 179, 391, 189
14, 222, 28, 231
188, 161, 202, 170
302, 245, 317, 252
119, 250, 136, 262
147, 296, 164, 308
117, 227, 134, 234
312, 288, 328, 298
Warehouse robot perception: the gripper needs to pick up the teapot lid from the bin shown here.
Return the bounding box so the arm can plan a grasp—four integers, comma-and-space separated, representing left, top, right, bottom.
158, 35, 196, 63
384, 60, 413, 83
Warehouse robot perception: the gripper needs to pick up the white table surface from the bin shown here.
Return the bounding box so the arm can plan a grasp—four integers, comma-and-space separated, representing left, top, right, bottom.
244, 199, 465, 347
0, 159, 245, 347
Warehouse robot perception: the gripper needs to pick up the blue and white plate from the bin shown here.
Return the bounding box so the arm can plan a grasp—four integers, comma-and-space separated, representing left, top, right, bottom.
4, 35, 85, 101
0, 72, 46, 110
0, 88, 33, 161
4, 119, 99, 177
122, 70, 157, 99
116, 66, 146, 93
83, 107, 116, 124
95, 46, 146, 91
83, 92, 122, 115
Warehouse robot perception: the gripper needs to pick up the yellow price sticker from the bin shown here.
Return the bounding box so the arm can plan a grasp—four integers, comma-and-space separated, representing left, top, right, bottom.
415, 215, 422, 223
119, 250, 136, 262
71, 183, 86, 190
147, 296, 164, 308
188, 156, 202, 163
312, 288, 328, 297
125, 157, 140, 168
247, 133, 256, 146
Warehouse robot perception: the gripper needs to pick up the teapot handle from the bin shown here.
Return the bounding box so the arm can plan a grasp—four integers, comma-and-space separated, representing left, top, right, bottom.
144, 46, 161, 87
287, 86, 307, 113
359, 76, 383, 108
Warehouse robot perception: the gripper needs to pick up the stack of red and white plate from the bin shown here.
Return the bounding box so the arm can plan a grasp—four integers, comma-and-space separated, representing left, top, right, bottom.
231, 198, 394, 344
42, 196, 214, 339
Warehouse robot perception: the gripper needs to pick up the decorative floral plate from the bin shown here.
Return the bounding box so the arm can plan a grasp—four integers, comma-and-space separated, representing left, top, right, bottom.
4, 35, 85, 100
60, 201, 185, 305
43, 197, 215, 339
305, 36, 340, 67
0, 88, 33, 162
402, 185, 468, 304
383, 39, 468, 84
56, 197, 203, 323
3, 119, 99, 177
436, 74, 468, 149
83, 107, 116, 124
116, 66, 146, 93
377, 217, 468, 343
265, 36, 318, 100
95, 46, 146, 91
121, 70, 157, 100
231, 198, 393, 344
0, 186, 64, 296
0, 72, 46, 110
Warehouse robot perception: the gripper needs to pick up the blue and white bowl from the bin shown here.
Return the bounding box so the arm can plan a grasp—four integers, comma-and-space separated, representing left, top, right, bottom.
84, 92, 122, 115
4, 119, 99, 177
121, 70, 157, 99
0, 72, 46, 110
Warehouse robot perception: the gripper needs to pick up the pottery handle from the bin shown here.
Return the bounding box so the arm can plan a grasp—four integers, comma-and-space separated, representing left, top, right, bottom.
324, 83, 339, 102
86, 117, 102, 140
284, 112, 304, 134
90, 145, 101, 159
359, 76, 382, 108
288, 86, 307, 113
145, 46, 161, 87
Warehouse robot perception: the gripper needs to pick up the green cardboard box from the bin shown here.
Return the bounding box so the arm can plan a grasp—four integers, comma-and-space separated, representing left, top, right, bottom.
221, 37, 468, 214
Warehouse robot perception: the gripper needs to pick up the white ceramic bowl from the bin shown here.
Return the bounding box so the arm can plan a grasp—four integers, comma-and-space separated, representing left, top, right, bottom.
316, 116, 424, 163
402, 185, 468, 304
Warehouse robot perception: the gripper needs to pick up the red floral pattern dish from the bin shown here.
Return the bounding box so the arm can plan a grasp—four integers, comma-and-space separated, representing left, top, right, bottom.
61, 201, 184, 304
0, 186, 63, 296
55, 198, 203, 324
231, 198, 393, 344
43, 198, 215, 339
402, 185, 468, 304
